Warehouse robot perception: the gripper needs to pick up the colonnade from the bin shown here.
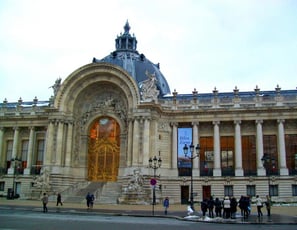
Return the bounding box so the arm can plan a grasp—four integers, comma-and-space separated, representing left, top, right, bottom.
170, 119, 289, 177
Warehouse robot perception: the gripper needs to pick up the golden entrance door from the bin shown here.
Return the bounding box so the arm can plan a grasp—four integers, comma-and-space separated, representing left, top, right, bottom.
88, 117, 120, 182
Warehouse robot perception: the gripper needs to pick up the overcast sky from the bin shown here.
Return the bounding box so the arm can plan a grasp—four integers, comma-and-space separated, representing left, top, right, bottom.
0, 0, 296, 102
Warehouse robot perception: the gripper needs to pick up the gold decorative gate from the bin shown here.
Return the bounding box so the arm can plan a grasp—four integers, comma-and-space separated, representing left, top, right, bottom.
87, 117, 120, 181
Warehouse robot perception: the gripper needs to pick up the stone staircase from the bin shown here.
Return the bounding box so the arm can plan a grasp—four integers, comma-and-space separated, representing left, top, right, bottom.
64, 182, 104, 203
64, 182, 122, 204
96, 182, 122, 204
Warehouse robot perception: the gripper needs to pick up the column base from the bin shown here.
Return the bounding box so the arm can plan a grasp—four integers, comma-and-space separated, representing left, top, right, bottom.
280, 167, 289, 176
257, 168, 266, 176
24, 168, 31, 175
235, 168, 244, 176
193, 169, 200, 177
7, 168, 14, 175
213, 168, 221, 177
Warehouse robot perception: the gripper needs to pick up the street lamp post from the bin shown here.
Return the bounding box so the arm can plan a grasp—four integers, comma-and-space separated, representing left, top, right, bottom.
261, 153, 276, 197
148, 156, 162, 216
183, 143, 200, 211
11, 157, 22, 199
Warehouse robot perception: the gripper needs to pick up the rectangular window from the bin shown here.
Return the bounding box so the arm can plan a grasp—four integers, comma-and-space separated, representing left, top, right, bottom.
263, 135, 278, 175
242, 136, 257, 176
200, 137, 214, 176
292, 185, 297, 196
35, 140, 45, 174
6, 140, 13, 160
221, 136, 234, 176
285, 134, 297, 175
6, 140, 13, 170
20, 140, 29, 172
270, 185, 278, 196
224, 185, 233, 197
246, 185, 256, 197
0, 182, 4, 191
21, 140, 28, 160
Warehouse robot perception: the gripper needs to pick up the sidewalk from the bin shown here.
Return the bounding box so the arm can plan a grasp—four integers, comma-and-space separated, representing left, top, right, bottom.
0, 198, 296, 224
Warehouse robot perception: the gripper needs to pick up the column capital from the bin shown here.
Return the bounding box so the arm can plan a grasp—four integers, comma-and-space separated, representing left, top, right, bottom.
234, 120, 241, 125
277, 119, 285, 124
213, 120, 220, 125
170, 122, 178, 127
255, 120, 263, 125
192, 121, 199, 126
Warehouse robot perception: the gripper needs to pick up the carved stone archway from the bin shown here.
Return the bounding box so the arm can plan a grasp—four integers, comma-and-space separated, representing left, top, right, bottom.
87, 116, 120, 181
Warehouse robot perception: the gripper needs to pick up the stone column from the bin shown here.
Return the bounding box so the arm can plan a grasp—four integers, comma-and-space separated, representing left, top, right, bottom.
55, 120, 64, 166
171, 122, 178, 169
213, 121, 221, 176
8, 127, 20, 174
277, 119, 289, 175
0, 127, 4, 169
143, 118, 150, 166
192, 122, 200, 176
132, 118, 140, 166
127, 119, 133, 167
45, 120, 55, 165
234, 120, 243, 176
24, 127, 35, 175
65, 121, 74, 167
256, 120, 265, 176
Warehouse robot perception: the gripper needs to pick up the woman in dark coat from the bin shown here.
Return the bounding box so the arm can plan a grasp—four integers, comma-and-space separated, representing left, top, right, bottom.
230, 197, 238, 219
201, 199, 208, 217
214, 197, 222, 217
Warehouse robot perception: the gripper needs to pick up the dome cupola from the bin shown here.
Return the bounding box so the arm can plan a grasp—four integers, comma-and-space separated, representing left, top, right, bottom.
92, 21, 171, 97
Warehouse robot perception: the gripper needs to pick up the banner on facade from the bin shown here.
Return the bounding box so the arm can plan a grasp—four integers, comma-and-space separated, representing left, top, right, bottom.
177, 127, 192, 168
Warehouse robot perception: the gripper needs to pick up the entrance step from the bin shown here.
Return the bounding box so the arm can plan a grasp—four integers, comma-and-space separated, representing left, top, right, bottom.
96, 182, 121, 204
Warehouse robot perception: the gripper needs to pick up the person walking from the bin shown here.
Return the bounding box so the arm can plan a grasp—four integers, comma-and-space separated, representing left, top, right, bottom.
265, 195, 272, 216
41, 193, 48, 213
255, 195, 263, 217
90, 193, 95, 209
163, 197, 169, 215
86, 192, 92, 209
56, 193, 63, 206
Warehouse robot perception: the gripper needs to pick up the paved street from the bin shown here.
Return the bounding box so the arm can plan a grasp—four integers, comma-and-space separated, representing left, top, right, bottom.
0, 208, 297, 230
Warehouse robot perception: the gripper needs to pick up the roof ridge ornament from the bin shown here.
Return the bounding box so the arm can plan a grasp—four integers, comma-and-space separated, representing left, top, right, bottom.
124, 20, 131, 35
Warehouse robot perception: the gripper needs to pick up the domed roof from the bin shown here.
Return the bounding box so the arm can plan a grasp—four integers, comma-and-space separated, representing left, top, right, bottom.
92, 21, 171, 97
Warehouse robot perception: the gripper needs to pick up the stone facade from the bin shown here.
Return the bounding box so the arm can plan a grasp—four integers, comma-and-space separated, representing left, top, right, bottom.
0, 23, 297, 204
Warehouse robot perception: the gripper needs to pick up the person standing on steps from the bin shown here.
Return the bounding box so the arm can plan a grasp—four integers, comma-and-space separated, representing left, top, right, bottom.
163, 197, 169, 215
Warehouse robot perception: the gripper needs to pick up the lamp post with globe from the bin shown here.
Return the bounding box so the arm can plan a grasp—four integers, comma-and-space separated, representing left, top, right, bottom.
148, 156, 162, 216
183, 143, 200, 211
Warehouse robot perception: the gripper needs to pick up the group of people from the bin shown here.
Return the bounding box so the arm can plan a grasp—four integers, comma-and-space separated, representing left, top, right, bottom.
200, 195, 272, 219
201, 196, 238, 218
41, 192, 63, 213
41, 192, 96, 213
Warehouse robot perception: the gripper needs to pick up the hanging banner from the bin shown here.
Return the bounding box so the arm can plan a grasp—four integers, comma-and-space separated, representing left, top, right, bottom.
177, 127, 192, 168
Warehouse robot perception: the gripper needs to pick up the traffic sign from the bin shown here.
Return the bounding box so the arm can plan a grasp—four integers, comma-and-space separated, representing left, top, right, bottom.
150, 178, 157, 186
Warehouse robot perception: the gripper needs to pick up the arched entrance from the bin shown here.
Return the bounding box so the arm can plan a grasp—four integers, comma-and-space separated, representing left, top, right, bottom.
87, 117, 120, 181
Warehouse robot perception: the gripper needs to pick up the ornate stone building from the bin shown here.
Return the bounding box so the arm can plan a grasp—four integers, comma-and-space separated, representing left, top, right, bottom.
1, 21, 297, 204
